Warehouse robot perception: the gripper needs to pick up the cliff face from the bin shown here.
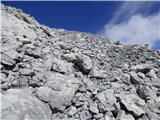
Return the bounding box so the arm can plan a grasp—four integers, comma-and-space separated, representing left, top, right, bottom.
1, 4, 160, 120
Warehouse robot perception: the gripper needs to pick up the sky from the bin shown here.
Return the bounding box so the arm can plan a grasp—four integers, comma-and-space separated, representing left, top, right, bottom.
2, 1, 160, 50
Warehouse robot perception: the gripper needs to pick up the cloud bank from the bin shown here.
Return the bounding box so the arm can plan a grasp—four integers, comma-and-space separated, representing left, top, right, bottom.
101, 2, 160, 49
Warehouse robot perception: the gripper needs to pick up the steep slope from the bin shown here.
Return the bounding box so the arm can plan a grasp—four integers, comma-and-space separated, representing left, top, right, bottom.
1, 4, 160, 120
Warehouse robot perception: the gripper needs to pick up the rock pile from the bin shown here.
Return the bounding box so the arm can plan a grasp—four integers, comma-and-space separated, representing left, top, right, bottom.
1, 4, 160, 120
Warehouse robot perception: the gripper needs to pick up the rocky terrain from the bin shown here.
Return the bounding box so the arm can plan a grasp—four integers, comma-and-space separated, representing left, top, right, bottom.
1, 4, 160, 120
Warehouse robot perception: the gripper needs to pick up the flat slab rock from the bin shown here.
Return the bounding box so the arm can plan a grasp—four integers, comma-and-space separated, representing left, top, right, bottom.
1, 88, 52, 120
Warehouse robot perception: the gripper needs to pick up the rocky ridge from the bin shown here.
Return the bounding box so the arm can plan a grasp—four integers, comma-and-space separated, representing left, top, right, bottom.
1, 4, 160, 120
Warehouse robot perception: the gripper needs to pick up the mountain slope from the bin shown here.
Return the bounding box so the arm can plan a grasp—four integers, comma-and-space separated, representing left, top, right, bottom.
1, 4, 160, 120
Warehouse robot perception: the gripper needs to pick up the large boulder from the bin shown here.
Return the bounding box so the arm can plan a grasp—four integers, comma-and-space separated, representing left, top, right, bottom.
118, 93, 147, 118
1, 88, 52, 120
36, 72, 80, 111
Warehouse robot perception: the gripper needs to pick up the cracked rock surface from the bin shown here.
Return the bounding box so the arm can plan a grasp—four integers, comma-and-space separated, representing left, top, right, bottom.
1, 4, 160, 120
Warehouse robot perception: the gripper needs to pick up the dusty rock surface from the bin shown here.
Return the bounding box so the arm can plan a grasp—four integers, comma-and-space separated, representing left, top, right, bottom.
1, 4, 160, 120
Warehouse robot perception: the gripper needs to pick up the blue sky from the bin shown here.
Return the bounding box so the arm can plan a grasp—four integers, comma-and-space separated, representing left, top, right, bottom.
2, 1, 160, 50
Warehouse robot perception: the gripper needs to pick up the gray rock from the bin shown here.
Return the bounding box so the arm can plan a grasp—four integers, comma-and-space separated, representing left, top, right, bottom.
137, 72, 145, 79
79, 111, 91, 120
45, 73, 79, 110
52, 58, 73, 74
147, 97, 160, 114
131, 64, 153, 73
89, 103, 99, 114
62, 53, 77, 62
19, 68, 35, 76
130, 71, 143, 84
95, 89, 118, 112
76, 54, 92, 74
118, 93, 147, 118
90, 68, 106, 79
68, 106, 77, 116
137, 86, 157, 101
1, 53, 16, 66
1, 88, 52, 120
93, 113, 104, 119
36, 86, 52, 102
146, 69, 158, 78
116, 110, 135, 120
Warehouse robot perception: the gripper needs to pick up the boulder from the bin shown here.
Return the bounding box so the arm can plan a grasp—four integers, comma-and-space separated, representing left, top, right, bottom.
76, 54, 92, 74
130, 71, 143, 84
52, 58, 73, 74
95, 89, 118, 112
118, 93, 147, 118
1, 53, 16, 66
147, 97, 160, 114
62, 53, 92, 74
137, 86, 157, 101
45, 73, 79, 110
36, 86, 52, 102
116, 110, 135, 120
1, 88, 52, 120
131, 64, 153, 73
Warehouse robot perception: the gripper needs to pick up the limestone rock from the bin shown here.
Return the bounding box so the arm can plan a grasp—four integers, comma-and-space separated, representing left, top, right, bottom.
52, 58, 73, 74
118, 93, 147, 118
1, 88, 52, 120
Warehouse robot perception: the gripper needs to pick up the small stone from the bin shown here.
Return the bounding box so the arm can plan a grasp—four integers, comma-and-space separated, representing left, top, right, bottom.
104, 114, 111, 120
19, 68, 35, 76
93, 113, 104, 119
68, 106, 77, 116
137, 72, 145, 79
90, 68, 106, 79
116, 110, 126, 120
89, 104, 99, 114
79, 111, 91, 120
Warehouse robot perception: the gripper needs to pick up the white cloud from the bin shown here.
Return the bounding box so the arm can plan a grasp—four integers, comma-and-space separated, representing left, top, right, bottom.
102, 13, 160, 47
109, 2, 153, 24
100, 2, 160, 49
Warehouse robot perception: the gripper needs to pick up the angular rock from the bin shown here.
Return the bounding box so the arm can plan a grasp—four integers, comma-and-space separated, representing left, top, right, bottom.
137, 85, 157, 101
19, 68, 35, 76
118, 93, 147, 118
90, 68, 106, 79
1, 53, 16, 66
36, 86, 52, 102
147, 97, 160, 114
45, 73, 79, 110
89, 103, 99, 114
131, 64, 153, 73
62, 53, 77, 62
52, 58, 73, 74
116, 110, 135, 120
68, 106, 77, 116
79, 111, 91, 120
130, 71, 143, 84
146, 69, 158, 78
76, 54, 92, 74
95, 89, 118, 112
1, 88, 52, 120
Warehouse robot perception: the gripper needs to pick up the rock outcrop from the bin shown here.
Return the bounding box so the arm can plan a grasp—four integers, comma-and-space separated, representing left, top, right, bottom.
1, 4, 160, 120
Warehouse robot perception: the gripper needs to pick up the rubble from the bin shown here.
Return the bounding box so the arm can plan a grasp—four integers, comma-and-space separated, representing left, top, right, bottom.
1, 4, 160, 120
